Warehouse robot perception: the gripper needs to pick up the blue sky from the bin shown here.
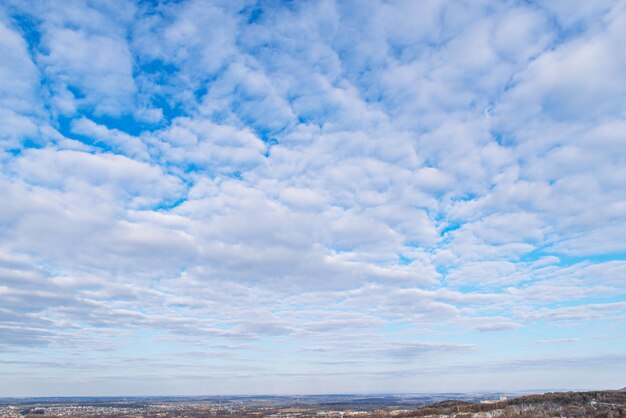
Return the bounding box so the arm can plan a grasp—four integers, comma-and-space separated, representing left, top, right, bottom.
1, 0, 626, 396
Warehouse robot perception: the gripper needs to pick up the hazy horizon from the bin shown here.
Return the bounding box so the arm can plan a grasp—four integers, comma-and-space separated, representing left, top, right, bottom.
1, 0, 626, 397
0, 386, 611, 398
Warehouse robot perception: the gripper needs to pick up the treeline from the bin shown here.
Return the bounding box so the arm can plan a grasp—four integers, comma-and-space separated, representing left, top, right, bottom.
396, 390, 626, 417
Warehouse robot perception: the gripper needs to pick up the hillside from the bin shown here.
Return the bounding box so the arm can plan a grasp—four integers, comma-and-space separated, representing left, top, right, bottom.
398, 390, 626, 417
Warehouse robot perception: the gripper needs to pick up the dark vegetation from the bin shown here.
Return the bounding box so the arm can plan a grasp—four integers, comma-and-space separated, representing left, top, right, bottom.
398, 390, 626, 417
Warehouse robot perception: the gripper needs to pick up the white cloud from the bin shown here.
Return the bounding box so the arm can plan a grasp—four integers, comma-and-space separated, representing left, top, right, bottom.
71, 118, 149, 159
0, 18, 40, 113
0, 17, 44, 148
1, 0, 625, 395
41, 27, 136, 116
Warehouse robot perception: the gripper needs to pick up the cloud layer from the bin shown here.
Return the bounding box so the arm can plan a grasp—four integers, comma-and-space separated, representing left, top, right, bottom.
1, 0, 625, 395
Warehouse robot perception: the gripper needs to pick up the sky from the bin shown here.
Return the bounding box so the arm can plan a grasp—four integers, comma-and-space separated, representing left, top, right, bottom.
1, 0, 626, 397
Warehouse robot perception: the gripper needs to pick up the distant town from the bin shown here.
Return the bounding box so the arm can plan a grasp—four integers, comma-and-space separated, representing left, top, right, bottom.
1, 390, 625, 417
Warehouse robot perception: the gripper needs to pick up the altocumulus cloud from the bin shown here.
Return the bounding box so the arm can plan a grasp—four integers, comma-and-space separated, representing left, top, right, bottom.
0, 0, 626, 396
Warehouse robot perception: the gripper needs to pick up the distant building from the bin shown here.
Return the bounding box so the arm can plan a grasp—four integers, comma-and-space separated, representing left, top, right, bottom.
480, 396, 507, 404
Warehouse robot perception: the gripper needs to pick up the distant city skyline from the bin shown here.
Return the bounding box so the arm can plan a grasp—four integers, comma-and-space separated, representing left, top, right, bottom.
1, 0, 625, 396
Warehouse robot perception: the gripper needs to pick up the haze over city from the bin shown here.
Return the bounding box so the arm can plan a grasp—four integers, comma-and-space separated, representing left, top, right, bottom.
1, 0, 625, 397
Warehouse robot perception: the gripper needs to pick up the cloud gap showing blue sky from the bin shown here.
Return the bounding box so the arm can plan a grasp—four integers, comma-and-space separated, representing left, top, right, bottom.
0, 0, 625, 396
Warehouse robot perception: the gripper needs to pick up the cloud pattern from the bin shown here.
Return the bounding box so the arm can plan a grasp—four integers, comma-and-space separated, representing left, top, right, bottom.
0, 0, 625, 395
